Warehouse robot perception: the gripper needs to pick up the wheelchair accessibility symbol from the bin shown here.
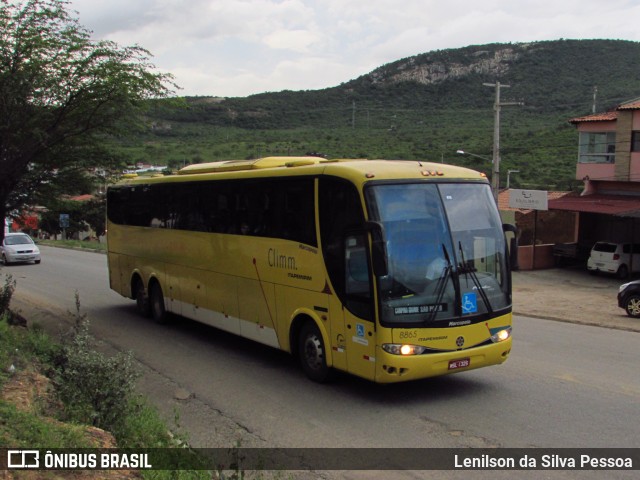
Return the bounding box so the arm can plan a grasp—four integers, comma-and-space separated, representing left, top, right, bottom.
462, 292, 478, 314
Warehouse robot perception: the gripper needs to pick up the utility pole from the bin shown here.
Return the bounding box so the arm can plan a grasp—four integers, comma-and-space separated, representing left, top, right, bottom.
483, 82, 522, 201
352, 100, 356, 129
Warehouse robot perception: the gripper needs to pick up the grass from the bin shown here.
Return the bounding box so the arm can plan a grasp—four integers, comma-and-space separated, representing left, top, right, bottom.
0, 400, 90, 447
38, 238, 107, 252
0, 274, 213, 478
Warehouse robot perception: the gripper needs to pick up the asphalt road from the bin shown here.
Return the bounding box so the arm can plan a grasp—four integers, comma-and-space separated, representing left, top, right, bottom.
3, 245, 640, 479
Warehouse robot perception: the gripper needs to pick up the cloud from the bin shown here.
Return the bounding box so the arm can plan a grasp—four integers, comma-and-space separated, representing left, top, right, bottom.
68, 0, 640, 96
264, 29, 323, 53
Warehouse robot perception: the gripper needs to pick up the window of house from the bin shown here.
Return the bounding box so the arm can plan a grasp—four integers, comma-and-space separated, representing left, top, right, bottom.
632, 131, 640, 152
578, 132, 616, 163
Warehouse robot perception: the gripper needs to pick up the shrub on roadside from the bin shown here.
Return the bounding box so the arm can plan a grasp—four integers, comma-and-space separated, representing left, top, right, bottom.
1, 283, 213, 478
115, 396, 176, 448
0, 273, 63, 389
0, 274, 16, 319
53, 293, 140, 435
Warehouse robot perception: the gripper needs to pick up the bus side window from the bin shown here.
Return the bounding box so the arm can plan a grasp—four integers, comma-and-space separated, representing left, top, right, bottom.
281, 180, 316, 246
345, 235, 370, 294
344, 234, 372, 319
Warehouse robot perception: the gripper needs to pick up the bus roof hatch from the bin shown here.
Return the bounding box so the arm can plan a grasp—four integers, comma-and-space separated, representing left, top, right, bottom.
178, 156, 326, 175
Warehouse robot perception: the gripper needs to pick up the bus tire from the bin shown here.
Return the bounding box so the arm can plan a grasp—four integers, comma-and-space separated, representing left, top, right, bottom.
298, 321, 331, 382
149, 282, 170, 324
134, 279, 150, 317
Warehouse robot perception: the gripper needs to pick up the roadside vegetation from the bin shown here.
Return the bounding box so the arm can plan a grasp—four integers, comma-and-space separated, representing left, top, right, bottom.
0, 273, 212, 479
38, 238, 107, 253
117, 39, 640, 192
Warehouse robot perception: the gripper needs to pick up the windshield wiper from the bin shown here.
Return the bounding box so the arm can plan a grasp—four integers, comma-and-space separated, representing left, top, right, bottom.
426, 243, 453, 323
457, 241, 493, 314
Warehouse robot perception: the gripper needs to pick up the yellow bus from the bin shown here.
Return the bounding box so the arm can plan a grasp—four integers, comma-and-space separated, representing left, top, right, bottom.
107, 157, 515, 383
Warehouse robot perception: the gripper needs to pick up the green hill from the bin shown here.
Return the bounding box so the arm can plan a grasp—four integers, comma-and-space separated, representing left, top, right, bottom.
119, 39, 640, 190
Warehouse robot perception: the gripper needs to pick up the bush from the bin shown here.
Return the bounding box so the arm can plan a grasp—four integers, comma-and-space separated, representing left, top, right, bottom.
54, 293, 140, 433
0, 286, 210, 477
115, 397, 176, 448
0, 274, 16, 319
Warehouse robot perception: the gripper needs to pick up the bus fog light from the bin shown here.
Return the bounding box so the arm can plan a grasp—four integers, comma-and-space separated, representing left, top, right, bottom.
491, 327, 511, 343
382, 344, 426, 355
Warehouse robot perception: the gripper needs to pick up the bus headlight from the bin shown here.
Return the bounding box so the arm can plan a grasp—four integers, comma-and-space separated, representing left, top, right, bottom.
382, 344, 427, 355
490, 327, 512, 343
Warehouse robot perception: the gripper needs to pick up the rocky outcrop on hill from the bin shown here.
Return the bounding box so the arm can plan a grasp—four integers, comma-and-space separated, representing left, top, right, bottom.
369, 45, 528, 86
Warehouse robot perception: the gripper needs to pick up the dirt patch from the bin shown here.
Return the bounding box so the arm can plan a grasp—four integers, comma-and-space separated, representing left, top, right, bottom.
512, 268, 640, 332
1, 369, 53, 414
0, 369, 142, 479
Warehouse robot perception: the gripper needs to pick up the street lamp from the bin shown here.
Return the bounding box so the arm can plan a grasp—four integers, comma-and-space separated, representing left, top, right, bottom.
456, 150, 493, 163
506, 169, 520, 189
457, 150, 499, 200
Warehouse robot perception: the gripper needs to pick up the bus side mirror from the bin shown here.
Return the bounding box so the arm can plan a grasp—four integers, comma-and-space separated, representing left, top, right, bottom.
365, 221, 388, 277
503, 223, 519, 271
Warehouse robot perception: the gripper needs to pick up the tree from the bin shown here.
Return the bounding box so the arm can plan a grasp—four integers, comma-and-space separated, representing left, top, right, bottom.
0, 0, 175, 241
38, 195, 105, 239
39, 198, 84, 238
80, 195, 106, 238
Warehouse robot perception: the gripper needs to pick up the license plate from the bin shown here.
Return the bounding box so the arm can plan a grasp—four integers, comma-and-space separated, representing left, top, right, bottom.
596, 263, 604, 267
448, 358, 470, 370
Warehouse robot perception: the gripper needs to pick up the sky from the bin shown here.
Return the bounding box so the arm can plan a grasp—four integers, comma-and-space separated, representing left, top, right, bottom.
67, 0, 640, 98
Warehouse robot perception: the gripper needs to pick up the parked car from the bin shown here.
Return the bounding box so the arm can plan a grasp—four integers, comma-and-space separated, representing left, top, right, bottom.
1, 233, 41, 265
617, 280, 640, 318
586, 241, 640, 278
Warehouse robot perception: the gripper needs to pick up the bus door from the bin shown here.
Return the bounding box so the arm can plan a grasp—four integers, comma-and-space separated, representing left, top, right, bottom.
341, 232, 376, 379
319, 177, 376, 379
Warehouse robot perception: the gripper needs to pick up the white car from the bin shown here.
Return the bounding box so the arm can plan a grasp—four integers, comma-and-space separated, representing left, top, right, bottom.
587, 241, 640, 278
1, 233, 41, 265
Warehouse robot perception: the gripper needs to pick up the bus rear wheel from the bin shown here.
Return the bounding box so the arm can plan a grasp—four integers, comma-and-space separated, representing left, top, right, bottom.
298, 321, 331, 382
134, 280, 150, 317
149, 283, 170, 324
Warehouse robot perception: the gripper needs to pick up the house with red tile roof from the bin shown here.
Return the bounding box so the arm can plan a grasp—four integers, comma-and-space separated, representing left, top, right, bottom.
546, 97, 640, 268
567, 97, 640, 189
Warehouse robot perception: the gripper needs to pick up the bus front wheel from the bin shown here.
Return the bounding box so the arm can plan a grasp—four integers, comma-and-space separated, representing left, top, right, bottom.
298, 321, 331, 382
150, 283, 170, 324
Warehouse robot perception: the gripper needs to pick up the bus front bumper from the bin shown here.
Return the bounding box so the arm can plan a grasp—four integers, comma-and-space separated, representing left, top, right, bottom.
374, 339, 512, 383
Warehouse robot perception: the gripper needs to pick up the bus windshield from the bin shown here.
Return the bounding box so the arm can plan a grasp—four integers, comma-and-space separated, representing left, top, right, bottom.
366, 182, 510, 326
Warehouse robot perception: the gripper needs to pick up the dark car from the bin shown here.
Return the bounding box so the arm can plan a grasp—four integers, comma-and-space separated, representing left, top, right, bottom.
617, 280, 640, 318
